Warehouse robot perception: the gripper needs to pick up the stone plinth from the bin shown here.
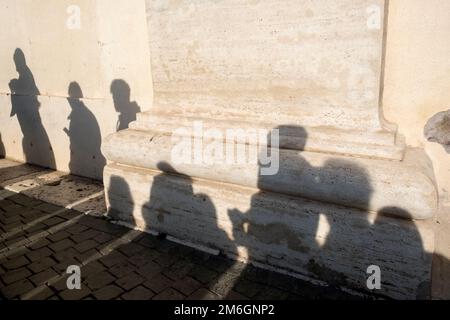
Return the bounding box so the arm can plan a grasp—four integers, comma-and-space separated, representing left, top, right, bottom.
103, 0, 439, 298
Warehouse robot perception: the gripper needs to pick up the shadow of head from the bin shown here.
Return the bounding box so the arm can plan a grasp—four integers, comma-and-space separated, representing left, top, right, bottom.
110, 79, 131, 112
273, 124, 308, 151
257, 124, 308, 181
378, 206, 414, 220
156, 161, 193, 184
13, 48, 27, 73
68, 81, 83, 100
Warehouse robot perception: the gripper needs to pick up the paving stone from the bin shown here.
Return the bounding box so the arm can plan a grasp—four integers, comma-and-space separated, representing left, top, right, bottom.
5, 235, 27, 247
172, 276, 202, 296
20, 212, 41, 224
128, 250, 160, 268
53, 261, 80, 274
25, 286, 55, 300
163, 260, 195, 281
2, 255, 29, 270
1, 267, 32, 285
59, 286, 91, 300
186, 251, 211, 265
138, 235, 161, 249
122, 285, 155, 300
224, 290, 249, 300
81, 261, 105, 277
74, 239, 98, 253
154, 252, 178, 268
43, 217, 66, 227
187, 288, 221, 300
136, 261, 162, 280
205, 255, 236, 274
241, 266, 271, 284
27, 238, 50, 250
208, 271, 242, 297
109, 261, 137, 279
2, 246, 30, 259
143, 274, 173, 293
76, 248, 102, 263
9, 194, 41, 207
51, 248, 81, 265
29, 269, 59, 286
0, 191, 355, 301
24, 223, 48, 236
49, 276, 70, 291
28, 257, 57, 273
0, 214, 21, 225
65, 223, 90, 235
78, 216, 127, 235
93, 284, 123, 300
93, 232, 115, 244
70, 229, 100, 243
116, 272, 145, 291
48, 238, 75, 252
57, 209, 81, 220
98, 251, 128, 268
188, 265, 219, 285
2, 279, 34, 299
27, 247, 53, 262
0, 204, 22, 215
155, 241, 180, 254
233, 279, 265, 298
35, 203, 61, 214
153, 288, 185, 300
85, 271, 116, 290
2, 221, 22, 233
47, 231, 71, 243
253, 287, 290, 300
117, 242, 145, 257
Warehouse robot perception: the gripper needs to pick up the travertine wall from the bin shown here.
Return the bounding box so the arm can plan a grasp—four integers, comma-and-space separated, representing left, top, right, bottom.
0, 0, 153, 179
0, 0, 448, 201
384, 0, 450, 204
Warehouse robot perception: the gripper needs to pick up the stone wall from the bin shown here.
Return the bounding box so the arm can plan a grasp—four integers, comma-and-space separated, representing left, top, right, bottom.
0, 0, 153, 179
0, 0, 448, 198
383, 0, 450, 204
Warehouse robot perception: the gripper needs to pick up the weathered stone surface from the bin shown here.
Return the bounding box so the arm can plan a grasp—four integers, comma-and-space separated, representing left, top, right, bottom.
424, 110, 450, 153
145, 0, 401, 160
103, 131, 437, 220
104, 163, 435, 299
101, 0, 441, 300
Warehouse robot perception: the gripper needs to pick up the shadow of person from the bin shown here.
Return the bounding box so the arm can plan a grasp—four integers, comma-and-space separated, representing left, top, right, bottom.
107, 175, 135, 224
110, 79, 141, 131
230, 125, 319, 250
9, 48, 55, 168
225, 124, 436, 299
141, 161, 241, 297
142, 162, 231, 249
226, 125, 329, 298
64, 82, 106, 180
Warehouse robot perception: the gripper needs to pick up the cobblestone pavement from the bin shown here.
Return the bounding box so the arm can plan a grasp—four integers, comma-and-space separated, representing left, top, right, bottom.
0, 189, 358, 300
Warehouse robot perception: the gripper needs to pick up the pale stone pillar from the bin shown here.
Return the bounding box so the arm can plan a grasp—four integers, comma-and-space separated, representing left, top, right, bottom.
103, 0, 438, 299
